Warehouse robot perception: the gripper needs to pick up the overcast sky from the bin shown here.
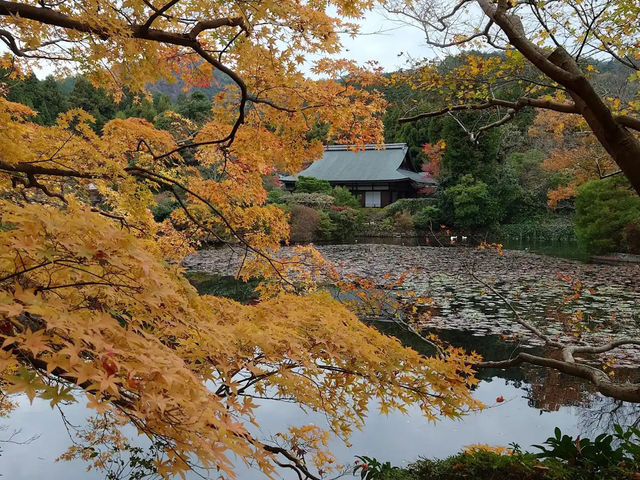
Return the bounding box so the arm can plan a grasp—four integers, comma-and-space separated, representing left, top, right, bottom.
332, 8, 431, 72
19, 7, 432, 80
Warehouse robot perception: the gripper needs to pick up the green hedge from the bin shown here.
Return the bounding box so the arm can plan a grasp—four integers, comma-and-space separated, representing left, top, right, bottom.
384, 198, 437, 216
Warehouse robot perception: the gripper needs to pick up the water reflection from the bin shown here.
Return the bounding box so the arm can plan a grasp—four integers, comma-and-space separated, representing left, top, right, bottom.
2, 326, 639, 479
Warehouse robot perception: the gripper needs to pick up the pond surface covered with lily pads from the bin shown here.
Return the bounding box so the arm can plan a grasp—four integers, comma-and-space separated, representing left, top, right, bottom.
185, 244, 640, 367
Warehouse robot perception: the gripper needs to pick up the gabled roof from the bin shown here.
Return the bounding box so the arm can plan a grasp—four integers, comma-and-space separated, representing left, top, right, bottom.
281, 143, 436, 184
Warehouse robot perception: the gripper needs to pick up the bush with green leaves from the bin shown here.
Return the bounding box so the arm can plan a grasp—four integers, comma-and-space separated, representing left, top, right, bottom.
413, 206, 441, 231
289, 192, 335, 208
382, 425, 640, 480
353, 456, 404, 480
295, 175, 333, 193
574, 177, 640, 254
443, 174, 498, 229
328, 207, 361, 242
384, 198, 437, 216
151, 197, 179, 222
497, 215, 576, 243
331, 186, 360, 208
266, 188, 292, 205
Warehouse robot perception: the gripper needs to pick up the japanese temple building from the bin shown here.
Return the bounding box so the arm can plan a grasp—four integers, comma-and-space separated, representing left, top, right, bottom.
280, 143, 435, 208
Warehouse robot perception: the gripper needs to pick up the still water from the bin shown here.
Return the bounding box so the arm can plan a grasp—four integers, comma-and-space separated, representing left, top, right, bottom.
2, 329, 638, 479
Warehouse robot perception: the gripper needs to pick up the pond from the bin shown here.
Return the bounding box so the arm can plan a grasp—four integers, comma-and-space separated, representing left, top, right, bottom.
316, 236, 589, 262
2, 244, 640, 479
2, 330, 638, 479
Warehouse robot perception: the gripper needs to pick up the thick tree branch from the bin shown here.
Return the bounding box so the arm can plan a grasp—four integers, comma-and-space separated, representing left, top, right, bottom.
399, 97, 578, 123
0, 1, 246, 47
476, 350, 640, 403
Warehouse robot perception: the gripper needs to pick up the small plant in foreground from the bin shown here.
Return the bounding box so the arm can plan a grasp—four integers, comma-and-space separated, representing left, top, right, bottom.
354, 455, 401, 480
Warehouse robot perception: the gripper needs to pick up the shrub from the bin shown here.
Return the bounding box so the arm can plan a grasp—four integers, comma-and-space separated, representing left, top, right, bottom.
413, 206, 440, 231
266, 188, 291, 204
574, 177, 640, 254
289, 192, 335, 208
384, 425, 640, 480
295, 175, 332, 193
393, 210, 414, 233
444, 174, 498, 229
289, 204, 323, 243
317, 210, 335, 241
497, 216, 576, 243
385, 198, 437, 216
328, 207, 361, 242
151, 197, 179, 222
331, 186, 360, 208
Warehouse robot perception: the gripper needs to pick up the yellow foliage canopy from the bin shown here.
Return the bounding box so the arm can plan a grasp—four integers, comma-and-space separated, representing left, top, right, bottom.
0, 1, 481, 478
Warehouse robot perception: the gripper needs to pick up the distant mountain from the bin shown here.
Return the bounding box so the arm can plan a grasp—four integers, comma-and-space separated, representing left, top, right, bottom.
148, 69, 233, 101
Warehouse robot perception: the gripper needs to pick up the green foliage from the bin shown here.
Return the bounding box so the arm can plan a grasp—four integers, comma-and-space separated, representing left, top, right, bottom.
175, 90, 211, 123
384, 198, 437, 216
534, 427, 625, 470
5, 73, 68, 125
103, 441, 164, 480
328, 207, 361, 242
353, 456, 402, 480
295, 176, 333, 194
574, 178, 640, 254
68, 77, 117, 132
186, 273, 259, 304
306, 121, 330, 143
266, 188, 292, 205
496, 216, 576, 243
331, 186, 360, 208
413, 206, 441, 231
115, 92, 172, 122
387, 426, 640, 480
506, 150, 553, 212
151, 197, 179, 222
290, 192, 335, 208
444, 174, 497, 229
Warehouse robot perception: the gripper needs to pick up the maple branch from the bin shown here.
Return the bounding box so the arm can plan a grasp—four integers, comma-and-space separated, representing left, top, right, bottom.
0, 261, 53, 283
0, 1, 250, 150
467, 264, 640, 402
140, 0, 181, 31
475, 348, 640, 403
262, 444, 321, 480
615, 115, 640, 133
399, 97, 578, 123
0, 1, 245, 47
125, 167, 297, 289
0, 160, 97, 179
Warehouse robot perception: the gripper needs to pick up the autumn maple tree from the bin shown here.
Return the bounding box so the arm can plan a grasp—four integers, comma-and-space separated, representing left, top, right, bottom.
386, 0, 640, 193
0, 1, 486, 479
529, 109, 620, 207
379, 0, 640, 403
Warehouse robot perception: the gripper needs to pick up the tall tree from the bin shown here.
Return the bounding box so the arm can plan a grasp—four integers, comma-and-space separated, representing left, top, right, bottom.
0, 2, 479, 479
386, 0, 640, 194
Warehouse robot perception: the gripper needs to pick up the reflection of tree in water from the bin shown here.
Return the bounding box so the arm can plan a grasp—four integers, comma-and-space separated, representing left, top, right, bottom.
578, 369, 640, 437
371, 322, 640, 431
522, 367, 593, 411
